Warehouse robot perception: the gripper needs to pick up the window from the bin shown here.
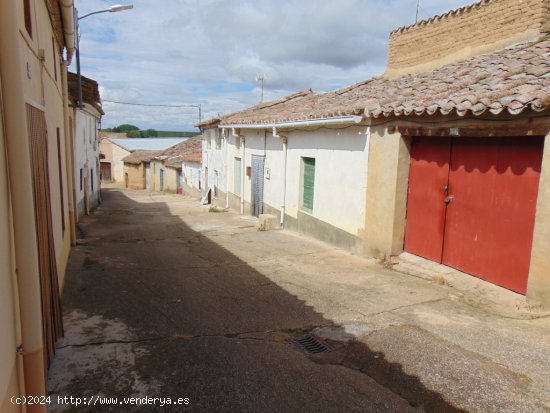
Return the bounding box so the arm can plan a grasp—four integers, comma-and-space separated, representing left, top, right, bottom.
302, 157, 315, 211
23, 0, 32, 37
80, 168, 83, 191
90, 168, 94, 192
234, 157, 242, 196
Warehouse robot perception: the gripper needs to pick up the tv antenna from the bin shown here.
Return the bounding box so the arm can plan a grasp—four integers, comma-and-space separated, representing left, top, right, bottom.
255, 73, 265, 102
416, 0, 420, 22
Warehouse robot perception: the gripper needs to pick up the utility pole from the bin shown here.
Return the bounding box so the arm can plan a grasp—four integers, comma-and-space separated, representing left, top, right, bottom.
416, 0, 420, 23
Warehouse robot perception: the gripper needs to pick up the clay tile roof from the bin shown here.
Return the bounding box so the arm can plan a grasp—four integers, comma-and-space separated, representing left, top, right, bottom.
196, 118, 221, 129
122, 150, 161, 165
68, 72, 104, 115
156, 135, 203, 166
364, 37, 550, 118
219, 89, 316, 125
218, 36, 550, 125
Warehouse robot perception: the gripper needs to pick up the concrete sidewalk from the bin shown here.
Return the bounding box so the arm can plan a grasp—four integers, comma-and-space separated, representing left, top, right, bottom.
48, 187, 550, 412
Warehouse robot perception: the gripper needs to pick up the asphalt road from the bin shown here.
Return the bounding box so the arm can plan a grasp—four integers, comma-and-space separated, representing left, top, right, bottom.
47, 187, 549, 413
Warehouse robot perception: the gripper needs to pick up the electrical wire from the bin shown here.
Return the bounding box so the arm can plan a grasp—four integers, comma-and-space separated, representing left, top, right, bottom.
102, 99, 200, 108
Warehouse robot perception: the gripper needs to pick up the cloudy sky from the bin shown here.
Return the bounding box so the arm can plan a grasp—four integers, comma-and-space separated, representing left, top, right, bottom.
73, 0, 469, 131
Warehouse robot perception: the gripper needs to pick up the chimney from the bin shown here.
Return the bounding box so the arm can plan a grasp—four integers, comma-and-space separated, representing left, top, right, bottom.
385, 0, 550, 78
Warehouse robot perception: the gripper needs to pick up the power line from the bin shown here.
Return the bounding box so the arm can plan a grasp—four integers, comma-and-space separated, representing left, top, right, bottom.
102, 99, 199, 108
102, 99, 202, 123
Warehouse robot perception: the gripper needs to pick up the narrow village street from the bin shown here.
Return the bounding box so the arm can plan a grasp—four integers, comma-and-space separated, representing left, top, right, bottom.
47, 186, 550, 413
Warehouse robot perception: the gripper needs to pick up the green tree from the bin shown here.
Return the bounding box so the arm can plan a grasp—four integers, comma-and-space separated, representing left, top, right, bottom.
112, 124, 140, 133
127, 130, 141, 138
144, 129, 158, 137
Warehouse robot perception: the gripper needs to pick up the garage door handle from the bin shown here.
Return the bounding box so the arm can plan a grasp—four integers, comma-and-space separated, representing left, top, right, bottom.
444, 195, 454, 204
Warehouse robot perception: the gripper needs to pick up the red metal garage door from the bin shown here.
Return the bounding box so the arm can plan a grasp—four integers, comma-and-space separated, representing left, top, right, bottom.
404, 137, 451, 261
405, 136, 544, 294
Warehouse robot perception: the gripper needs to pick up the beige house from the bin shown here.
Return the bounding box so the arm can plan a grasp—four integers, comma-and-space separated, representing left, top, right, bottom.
122, 150, 160, 190
201, 0, 550, 307
0, 0, 77, 411
100, 138, 186, 183
124, 137, 202, 194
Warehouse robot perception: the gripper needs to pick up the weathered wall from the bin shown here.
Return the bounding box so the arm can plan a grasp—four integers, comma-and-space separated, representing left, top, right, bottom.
202, 128, 227, 198
527, 131, 550, 307
164, 167, 180, 193
74, 107, 101, 218
363, 127, 411, 259
111, 144, 130, 183
0, 80, 21, 413
182, 161, 202, 194
124, 164, 146, 190
151, 160, 163, 192
386, 0, 550, 77
224, 126, 370, 246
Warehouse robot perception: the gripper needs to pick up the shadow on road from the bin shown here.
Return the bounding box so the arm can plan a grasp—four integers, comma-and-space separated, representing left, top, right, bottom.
50, 188, 465, 413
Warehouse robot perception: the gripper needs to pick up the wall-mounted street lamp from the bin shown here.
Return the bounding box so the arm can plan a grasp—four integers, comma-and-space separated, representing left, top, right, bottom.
75, 4, 134, 108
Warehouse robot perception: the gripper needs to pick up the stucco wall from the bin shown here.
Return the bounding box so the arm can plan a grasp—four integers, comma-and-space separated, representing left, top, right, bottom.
111, 144, 130, 183
527, 132, 550, 307
74, 107, 101, 218
124, 164, 146, 190
203, 128, 227, 198
225, 126, 370, 236
364, 126, 411, 259
183, 161, 202, 192
21, 0, 72, 286
164, 167, 180, 193
0, 0, 74, 406
0, 88, 20, 413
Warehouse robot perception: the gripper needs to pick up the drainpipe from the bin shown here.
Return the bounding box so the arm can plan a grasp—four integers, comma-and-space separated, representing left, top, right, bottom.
61, 64, 76, 245
223, 128, 229, 208
272, 127, 287, 227
232, 128, 245, 215
61, 0, 76, 244
60, 0, 76, 65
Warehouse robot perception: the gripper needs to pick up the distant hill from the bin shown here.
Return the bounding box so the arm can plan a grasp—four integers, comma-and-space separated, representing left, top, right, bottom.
156, 131, 200, 138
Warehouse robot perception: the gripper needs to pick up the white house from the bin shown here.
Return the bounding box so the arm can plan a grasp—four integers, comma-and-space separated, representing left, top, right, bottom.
198, 0, 550, 307
68, 72, 104, 218
201, 122, 228, 205
199, 89, 369, 251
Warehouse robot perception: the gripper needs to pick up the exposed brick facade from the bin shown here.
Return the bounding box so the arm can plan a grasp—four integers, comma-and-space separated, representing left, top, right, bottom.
387, 0, 550, 75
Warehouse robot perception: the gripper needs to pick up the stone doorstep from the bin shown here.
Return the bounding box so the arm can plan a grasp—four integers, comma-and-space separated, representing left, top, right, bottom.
258, 214, 279, 231
391, 252, 550, 319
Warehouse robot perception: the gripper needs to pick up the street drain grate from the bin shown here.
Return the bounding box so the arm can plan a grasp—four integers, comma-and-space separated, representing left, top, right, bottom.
293, 334, 331, 354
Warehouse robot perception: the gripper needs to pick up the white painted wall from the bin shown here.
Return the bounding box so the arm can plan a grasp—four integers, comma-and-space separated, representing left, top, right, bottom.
225, 126, 370, 235
183, 161, 202, 191
73, 105, 101, 218
111, 144, 130, 183
202, 128, 227, 195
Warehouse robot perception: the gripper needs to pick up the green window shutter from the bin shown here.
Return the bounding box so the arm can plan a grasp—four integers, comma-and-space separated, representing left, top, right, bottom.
303, 158, 315, 210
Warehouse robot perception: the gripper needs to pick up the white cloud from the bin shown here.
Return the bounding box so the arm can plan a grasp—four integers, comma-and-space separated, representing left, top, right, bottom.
74, 0, 469, 130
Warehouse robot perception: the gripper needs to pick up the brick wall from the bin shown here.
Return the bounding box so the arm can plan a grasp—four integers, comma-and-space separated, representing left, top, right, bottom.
387, 0, 550, 75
